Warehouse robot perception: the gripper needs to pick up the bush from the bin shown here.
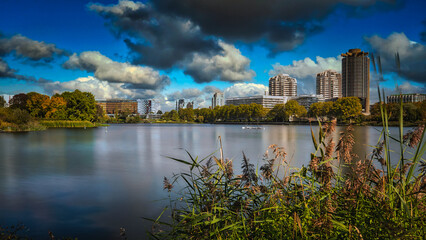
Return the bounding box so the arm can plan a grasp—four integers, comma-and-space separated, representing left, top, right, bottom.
150, 102, 426, 239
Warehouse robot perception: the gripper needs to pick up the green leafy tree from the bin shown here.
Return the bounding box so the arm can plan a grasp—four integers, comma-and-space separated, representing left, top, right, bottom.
157, 110, 163, 115
333, 97, 362, 120
0, 96, 5, 108
60, 90, 97, 121
308, 102, 323, 118
284, 100, 307, 119
267, 104, 286, 122
179, 108, 194, 121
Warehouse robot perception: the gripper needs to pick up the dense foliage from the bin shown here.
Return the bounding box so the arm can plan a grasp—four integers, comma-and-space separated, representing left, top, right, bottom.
161, 101, 308, 123
0, 90, 101, 131
152, 103, 426, 239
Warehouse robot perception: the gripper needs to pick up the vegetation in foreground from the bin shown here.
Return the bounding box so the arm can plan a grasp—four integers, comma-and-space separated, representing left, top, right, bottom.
150, 96, 426, 239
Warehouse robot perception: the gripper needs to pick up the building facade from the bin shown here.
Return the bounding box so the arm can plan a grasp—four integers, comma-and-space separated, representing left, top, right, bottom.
0, 94, 14, 107
226, 95, 290, 109
269, 74, 297, 97
293, 94, 324, 110
387, 94, 426, 103
212, 92, 224, 108
176, 99, 185, 111
96, 99, 138, 115
316, 70, 342, 100
341, 48, 370, 113
137, 99, 161, 115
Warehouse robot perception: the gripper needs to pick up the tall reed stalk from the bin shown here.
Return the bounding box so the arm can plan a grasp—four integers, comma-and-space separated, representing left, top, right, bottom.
149, 88, 425, 239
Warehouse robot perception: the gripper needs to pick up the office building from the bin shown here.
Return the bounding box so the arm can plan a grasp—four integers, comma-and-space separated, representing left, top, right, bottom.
269, 74, 297, 97
387, 93, 426, 103
137, 99, 161, 115
226, 95, 290, 109
212, 92, 224, 108
293, 94, 324, 110
341, 48, 370, 113
316, 70, 342, 100
96, 99, 138, 115
176, 99, 185, 111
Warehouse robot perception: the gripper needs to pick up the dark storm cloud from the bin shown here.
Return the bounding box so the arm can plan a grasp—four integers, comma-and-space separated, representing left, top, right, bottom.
167, 88, 203, 101
421, 20, 426, 42
203, 86, 222, 94
89, 0, 220, 69
0, 57, 50, 83
365, 32, 426, 84
0, 34, 67, 61
153, 0, 400, 54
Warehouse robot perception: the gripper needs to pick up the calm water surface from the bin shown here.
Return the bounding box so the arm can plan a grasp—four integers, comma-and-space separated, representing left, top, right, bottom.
0, 124, 419, 239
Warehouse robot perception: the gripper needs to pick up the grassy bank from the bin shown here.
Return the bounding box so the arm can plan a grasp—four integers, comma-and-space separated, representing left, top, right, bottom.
39, 120, 103, 128
0, 120, 46, 132
150, 98, 426, 239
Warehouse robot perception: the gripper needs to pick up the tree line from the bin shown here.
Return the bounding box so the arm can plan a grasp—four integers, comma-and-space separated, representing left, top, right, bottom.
0, 90, 102, 130
161, 97, 367, 123
162, 96, 426, 124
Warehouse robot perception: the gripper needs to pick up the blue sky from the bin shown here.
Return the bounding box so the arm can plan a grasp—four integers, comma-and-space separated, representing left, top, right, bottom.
0, 0, 425, 110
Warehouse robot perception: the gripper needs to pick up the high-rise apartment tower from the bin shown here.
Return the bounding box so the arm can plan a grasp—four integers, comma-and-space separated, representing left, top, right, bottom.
212, 92, 224, 108
341, 49, 370, 113
316, 70, 342, 100
269, 74, 297, 97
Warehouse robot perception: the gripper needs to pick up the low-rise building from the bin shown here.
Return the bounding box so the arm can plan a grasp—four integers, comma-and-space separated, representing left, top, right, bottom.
387, 93, 426, 103
225, 95, 290, 109
96, 99, 138, 115
293, 94, 324, 110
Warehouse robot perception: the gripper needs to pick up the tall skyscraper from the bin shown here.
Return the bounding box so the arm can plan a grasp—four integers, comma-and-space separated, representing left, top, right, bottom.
269, 74, 297, 97
212, 92, 224, 108
316, 70, 342, 100
176, 99, 185, 110
341, 49, 370, 113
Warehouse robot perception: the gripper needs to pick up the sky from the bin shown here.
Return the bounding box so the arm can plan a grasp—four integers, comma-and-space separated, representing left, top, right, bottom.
0, 0, 425, 110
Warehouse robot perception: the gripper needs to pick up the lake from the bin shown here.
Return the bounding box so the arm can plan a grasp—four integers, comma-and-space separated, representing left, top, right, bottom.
0, 124, 420, 239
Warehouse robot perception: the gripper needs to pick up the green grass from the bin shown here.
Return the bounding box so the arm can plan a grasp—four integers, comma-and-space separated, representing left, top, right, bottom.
149, 89, 426, 239
40, 120, 97, 128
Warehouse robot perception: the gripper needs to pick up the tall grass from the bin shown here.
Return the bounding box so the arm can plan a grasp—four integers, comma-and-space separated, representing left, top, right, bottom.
39, 120, 96, 128
149, 90, 426, 239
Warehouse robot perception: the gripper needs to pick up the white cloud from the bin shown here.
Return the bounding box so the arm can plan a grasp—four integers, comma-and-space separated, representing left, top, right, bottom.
63, 51, 170, 89
184, 41, 256, 83
43, 76, 159, 100
224, 83, 268, 98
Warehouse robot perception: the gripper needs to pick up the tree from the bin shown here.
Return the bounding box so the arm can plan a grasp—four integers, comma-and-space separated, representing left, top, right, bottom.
9, 93, 28, 110
308, 102, 323, 118
267, 104, 286, 122
60, 90, 97, 121
46, 96, 67, 119
333, 97, 362, 120
157, 110, 163, 115
179, 108, 194, 121
26, 92, 50, 118
284, 100, 307, 119
0, 96, 5, 108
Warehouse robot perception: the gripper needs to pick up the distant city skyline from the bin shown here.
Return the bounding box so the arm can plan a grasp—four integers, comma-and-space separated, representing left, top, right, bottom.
0, 0, 425, 111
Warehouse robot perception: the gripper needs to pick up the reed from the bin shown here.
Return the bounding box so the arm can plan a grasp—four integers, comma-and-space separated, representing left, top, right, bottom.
39, 120, 96, 128
150, 89, 426, 239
